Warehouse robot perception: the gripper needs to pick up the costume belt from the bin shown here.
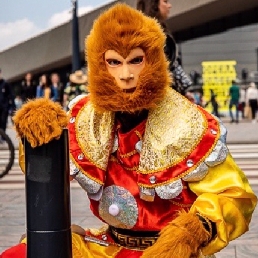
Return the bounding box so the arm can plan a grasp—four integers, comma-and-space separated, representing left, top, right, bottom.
109, 226, 159, 250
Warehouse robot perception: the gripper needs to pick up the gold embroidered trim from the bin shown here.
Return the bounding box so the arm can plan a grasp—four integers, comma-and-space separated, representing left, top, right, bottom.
70, 154, 104, 185
110, 227, 158, 250
119, 149, 138, 158
110, 156, 139, 171
137, 146, 219, 188
75, 102, 114, 170
138, 90, 208, 173
118, 130, 143, 158
72, 89, 221, 184
135, 130, 143, 140
137, 114, 221, 188
169, 200, 192, 208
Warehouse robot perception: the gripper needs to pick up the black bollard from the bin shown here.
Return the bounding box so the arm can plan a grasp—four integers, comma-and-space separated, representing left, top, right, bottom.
24, 129, 72, 258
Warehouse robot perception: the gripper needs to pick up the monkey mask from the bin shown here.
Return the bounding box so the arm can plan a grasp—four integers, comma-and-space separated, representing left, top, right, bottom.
86, 3, 171, 113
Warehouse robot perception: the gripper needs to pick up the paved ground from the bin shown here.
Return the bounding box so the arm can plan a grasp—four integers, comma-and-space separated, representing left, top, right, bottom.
0, 116, 258, 256
220, 117, 258, 144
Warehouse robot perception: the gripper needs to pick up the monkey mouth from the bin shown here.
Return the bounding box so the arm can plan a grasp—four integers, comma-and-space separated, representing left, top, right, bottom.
123, 87, 136, 93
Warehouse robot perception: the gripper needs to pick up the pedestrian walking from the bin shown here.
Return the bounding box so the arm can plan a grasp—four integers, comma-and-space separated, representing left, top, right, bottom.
228, 80, 240, 123
205, 89, 220, 118
246, 82, 258, 123
239, 86, 246, 119
0, 69, 15, 140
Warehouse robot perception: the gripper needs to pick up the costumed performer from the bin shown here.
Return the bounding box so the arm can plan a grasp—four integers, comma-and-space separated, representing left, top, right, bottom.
0, 3, 257, 258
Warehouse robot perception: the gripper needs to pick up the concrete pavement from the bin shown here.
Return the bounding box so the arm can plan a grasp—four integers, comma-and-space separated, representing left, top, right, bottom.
219, 117, 258, 144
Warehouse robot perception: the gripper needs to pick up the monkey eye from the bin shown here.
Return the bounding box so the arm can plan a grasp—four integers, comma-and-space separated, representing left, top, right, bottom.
129, 56, 144, 64
106, 59, 121, 67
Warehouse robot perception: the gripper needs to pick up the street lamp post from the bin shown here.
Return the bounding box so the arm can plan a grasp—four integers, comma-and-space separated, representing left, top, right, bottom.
71, 0, 81, 72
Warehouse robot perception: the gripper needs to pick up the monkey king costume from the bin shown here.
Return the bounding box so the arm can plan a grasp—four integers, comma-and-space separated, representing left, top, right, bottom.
1, 4, 257, 258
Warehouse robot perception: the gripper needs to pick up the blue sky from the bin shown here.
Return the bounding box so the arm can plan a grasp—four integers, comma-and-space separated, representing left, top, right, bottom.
0, 0, 111, 52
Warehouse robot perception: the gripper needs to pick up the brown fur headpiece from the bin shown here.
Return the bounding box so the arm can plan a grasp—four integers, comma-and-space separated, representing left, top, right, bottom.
86, 3, 171, 113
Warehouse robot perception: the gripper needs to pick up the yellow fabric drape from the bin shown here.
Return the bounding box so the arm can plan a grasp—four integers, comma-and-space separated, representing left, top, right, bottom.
71, 233, 122, 258
21, 233, 123, 258
189, 154, 257, 255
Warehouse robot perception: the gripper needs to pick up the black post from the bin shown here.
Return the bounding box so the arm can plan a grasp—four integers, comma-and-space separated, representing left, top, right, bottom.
25, 129, 72, 258
72, 0, 81, 72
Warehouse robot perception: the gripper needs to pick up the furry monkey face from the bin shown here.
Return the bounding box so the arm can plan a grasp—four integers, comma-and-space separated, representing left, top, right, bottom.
104, 48, 145, 94
86, 4, 171, 113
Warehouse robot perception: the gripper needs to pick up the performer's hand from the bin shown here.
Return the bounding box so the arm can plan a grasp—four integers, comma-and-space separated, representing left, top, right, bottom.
141, 212, 211, 258
13, 98, 68, 147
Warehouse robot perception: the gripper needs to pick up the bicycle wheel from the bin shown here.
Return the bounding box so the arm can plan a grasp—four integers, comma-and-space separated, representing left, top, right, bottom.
0, 128, 15, 178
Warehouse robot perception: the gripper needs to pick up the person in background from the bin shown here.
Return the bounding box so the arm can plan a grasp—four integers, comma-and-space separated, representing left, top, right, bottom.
0, 68, 15, 140
20, 72, 37, 103
14, 96, 23, 110
36, 74, 53, 100
185, 91, 195, 103
245, 82, 258, 123
63, 70, 88, 110
239, 86, 246, 119
205, 89, 220, 118
193, 91, 203, 106
50, 73, 63, 103
136, 0, 192, 96
228, 80, 240, 123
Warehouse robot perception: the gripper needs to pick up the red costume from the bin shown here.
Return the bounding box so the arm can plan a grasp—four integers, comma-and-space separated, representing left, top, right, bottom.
1, 3, 257, 258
